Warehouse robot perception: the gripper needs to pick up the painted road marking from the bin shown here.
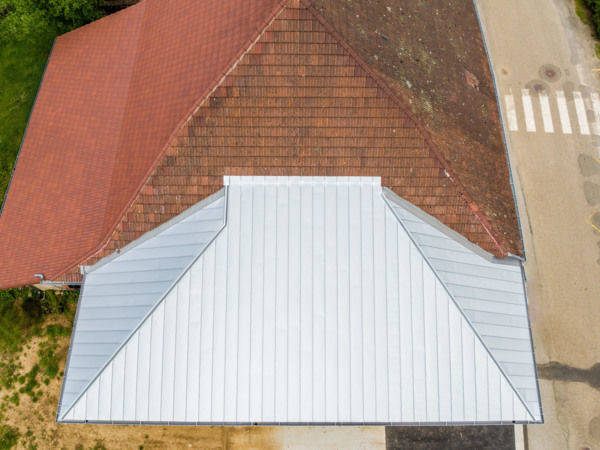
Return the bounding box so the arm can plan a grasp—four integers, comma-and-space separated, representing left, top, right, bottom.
503, 89, 600, 136
556, 90, 573, 134
521, 89, 536, 132
504, 93, 518, 131
590, 92, 600, 135
538, 92, 554, 133
573, 91, 591, 135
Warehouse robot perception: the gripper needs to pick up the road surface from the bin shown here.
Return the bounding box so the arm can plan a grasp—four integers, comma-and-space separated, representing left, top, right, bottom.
475, 0, 600, 448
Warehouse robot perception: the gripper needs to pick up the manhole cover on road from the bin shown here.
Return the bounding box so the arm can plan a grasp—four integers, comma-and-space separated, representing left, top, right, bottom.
539, 64, 562, 82
525, 79, 551, 94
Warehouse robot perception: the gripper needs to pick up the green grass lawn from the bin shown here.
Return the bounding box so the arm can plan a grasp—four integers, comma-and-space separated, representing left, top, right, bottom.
0, 31, 56, 205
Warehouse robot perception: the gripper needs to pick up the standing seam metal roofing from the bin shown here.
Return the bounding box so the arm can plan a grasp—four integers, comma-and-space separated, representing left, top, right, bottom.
57, 190, 227, 419
58, 176, 541, 424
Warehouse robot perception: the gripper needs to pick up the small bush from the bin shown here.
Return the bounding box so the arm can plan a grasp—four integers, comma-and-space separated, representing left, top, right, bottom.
0, 0, 104, 45
0, 425, 19, 450
0, 288, 78, 354
583, 0, 600, 37
38, 343, 59, 379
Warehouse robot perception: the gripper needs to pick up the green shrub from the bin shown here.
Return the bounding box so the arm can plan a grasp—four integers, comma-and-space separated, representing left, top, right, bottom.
0, 0, 103, 45
583, 0, 600, 37
0, 288, 78, 354
38, 343, 59, 379
0, 425, 19, 450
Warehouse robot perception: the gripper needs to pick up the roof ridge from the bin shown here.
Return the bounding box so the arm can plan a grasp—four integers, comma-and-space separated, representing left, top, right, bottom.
48, 0, 289, 282
381, 191, 535, 421
301, 0, 508, 257
58, 188, 229, 421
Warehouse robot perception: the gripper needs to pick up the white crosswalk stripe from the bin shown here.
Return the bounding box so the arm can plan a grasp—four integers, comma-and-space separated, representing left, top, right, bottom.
590, 92, 600, 135
573, 91, 591, 135
502, 88, 600, 136
539, 92, 554, 133
521, 89, 536, 132
504, 93, 518, 131
556, 90, 572, 134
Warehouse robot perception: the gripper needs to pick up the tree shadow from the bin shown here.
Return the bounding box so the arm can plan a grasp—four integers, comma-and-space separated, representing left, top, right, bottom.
537, 361, 600, 390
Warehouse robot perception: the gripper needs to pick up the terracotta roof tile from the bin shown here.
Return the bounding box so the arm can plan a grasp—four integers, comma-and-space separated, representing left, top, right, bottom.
1, 0, 517, 288
77, 0, 504, 271
0, 0, 285, 288
311, 0, 522, 255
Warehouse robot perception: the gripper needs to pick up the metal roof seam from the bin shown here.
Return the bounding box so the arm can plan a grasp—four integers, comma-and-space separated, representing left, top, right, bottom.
58, 187, 230, 422
380, 192, 536, 422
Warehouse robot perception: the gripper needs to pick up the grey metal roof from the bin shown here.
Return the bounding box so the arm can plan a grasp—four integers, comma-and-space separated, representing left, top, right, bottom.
57, 190, 226, 419
58, 176, 541, 424
383, 189, 541, 421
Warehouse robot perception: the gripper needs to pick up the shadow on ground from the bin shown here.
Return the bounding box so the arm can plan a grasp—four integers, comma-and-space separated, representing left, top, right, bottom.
385, 426, 514, 450
537, 361, 600, 390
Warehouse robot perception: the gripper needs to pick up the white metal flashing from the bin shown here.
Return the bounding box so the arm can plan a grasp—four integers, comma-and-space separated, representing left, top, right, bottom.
59, 176, 541, 424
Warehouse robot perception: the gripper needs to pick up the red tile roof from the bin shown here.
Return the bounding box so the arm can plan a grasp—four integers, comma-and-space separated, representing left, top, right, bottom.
0, 0, 285, 288
310, 0, 522, 255
0, 0, 516, 288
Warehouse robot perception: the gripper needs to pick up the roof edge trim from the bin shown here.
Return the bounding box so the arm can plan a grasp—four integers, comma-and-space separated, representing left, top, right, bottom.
518, 263, 545, 422
56, 271, 91, 422
58, 187, 229, 421
303, 0, 508, 257
380, 191, 536, 422
472, 0, 527, 261
57, 419, 544, 425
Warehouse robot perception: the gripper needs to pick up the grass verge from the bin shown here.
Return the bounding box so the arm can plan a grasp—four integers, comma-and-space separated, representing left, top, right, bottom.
576, 0, 593, 25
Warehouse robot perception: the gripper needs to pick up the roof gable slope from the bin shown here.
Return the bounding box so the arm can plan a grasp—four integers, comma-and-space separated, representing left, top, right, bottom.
0, 0, 285, 288
0, 2, 147, 288
75, 0, 505, 282
59, 177, 536, 424
384, 190, 541, 420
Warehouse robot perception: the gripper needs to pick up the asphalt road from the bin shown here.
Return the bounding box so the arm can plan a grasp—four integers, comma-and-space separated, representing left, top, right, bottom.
475, 0, 600, 448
